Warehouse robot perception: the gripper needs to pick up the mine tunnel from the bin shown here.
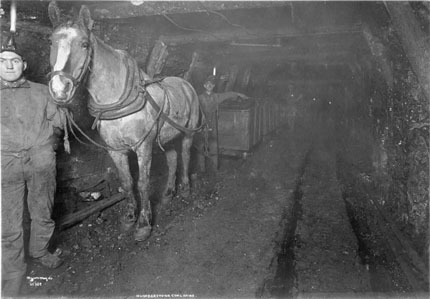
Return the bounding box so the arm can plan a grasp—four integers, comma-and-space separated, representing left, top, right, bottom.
0, 1, 429, 298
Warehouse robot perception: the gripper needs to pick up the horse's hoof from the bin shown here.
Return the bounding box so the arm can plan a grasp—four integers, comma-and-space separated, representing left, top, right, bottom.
134, 226, 152, 242
178, 184, 190, 198
161, 188, 174, 205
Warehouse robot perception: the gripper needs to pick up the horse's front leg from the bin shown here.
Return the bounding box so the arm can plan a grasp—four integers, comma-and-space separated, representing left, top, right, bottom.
108, 150, 137, 231
135, 142, 153, 241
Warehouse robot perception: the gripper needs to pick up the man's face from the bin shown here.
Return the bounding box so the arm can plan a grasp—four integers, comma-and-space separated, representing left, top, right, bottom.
204, 81, 215, 93
0, 51, 27, 82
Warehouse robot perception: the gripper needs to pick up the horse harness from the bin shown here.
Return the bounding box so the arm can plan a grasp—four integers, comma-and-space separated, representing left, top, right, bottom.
63, 49, 205, 153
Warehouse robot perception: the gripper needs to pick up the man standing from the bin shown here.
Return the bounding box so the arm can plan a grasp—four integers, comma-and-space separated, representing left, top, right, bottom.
196, 75, 249, 173
1, 35, 66, 296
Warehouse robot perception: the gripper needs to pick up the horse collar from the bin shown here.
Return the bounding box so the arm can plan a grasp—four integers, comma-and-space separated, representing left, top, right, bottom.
87, 51, 145, 123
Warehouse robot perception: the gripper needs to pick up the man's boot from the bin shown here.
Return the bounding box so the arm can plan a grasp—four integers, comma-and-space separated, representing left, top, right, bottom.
33, 252, 63, 269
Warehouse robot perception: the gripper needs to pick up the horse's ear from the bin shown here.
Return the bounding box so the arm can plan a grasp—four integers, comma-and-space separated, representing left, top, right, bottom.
78, 6, 94, 31
48, 1, 61, 27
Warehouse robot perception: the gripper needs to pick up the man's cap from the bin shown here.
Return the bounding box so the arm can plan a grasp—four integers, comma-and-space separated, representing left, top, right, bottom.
205, 75, 216, 84
1, 34, 22, 57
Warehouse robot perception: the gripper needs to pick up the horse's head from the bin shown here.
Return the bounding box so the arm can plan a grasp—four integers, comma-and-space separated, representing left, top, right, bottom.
48, 2, 94, 105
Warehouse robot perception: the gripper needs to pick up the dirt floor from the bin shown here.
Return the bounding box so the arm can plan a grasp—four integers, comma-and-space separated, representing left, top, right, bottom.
19, 120, 428, 299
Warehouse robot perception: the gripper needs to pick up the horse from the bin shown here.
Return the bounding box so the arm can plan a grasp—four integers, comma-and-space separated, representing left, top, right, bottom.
47, 3, 202, 241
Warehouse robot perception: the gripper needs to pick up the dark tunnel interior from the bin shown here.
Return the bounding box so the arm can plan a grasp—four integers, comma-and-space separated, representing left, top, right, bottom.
0, 1, 428, 297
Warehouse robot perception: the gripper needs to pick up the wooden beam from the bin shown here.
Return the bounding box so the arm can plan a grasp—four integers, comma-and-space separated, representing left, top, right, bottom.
183, 51, 199, 82
223, 65, 239, 92
146, 40, 169, 78
268, 78, 351, 86
160, 24, 362, 45
86, 1, 289, 19
57, 193, 126, 230
238, 66, 252, 91
384, 1, 430, 100
222, 50, 353, 65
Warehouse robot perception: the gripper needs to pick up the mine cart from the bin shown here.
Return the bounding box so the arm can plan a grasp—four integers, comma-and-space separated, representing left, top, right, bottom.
218, 97, 261, 156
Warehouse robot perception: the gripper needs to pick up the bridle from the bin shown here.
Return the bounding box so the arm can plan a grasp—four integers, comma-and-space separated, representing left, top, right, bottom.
48, 28, 93, 105
48, 25, 205, 154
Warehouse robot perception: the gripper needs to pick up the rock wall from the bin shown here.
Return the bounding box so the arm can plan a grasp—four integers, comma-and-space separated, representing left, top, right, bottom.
336, 20, 429, 261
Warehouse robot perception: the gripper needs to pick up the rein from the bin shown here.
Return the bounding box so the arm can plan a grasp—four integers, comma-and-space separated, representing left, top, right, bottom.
55, 34, 205, 153
65, 81, 205, 153
143, 84, 205, 136
63, 90, 165, 152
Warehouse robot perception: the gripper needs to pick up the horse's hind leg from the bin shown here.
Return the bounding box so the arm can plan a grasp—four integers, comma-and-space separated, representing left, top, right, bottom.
108, 150, 137, 231
135, 143, 153, 241
162, 148, 177, 204
178, 135, 193, 198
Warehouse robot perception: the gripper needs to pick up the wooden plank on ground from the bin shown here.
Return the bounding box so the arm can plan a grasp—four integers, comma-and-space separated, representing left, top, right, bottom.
57, 193, 126, 230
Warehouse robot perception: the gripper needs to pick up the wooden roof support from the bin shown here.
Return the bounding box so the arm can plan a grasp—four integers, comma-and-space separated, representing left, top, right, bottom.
159, 24, 362, 45
146, 40, 169, 78
223, 65, 239, 92
224, 50, 353, 65
384, 1, 430, 100
183, 51, 199, 82
86, 1, 289, 20
268, 78, 350, 86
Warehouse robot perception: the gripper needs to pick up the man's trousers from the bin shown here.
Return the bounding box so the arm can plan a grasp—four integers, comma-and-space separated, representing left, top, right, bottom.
1, 147, 56, 280
194, 129, 219, 173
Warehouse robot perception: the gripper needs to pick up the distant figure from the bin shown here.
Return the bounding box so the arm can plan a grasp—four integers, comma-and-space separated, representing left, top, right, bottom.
286, 83, 303, 132
195, 75, 249, 173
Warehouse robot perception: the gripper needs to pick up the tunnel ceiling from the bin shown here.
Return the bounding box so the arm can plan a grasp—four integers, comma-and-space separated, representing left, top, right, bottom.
1, 1, 428, 87
91, 1, 368, 83
93, 1, 366, 73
